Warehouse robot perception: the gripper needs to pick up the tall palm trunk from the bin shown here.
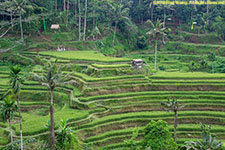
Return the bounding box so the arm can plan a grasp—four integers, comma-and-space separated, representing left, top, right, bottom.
66, 0, 69, 27
74, 0, 77, 24
17, 94, 23, 150
163, 7, 166, 44
151, 3, 154, 21
50, 88, 55, 150
10, 12, 13, 27
78, 0, 81, 41
174, 110, 178, 142
9, 117, 13, 150
55, 0, 57, 13
154, 40, 157, 70
83, 0, 88, 40
206, 0, 209, 15
19, 14, 24, 43
64, 0, 66, 11
92, 10, 95, 31
112, 21, 118, 47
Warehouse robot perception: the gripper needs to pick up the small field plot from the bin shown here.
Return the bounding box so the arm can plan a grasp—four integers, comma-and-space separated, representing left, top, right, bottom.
39, 51, 129, 62
151, 71, 225, 79
14, 107, 89, 136
0, 128, 9, 145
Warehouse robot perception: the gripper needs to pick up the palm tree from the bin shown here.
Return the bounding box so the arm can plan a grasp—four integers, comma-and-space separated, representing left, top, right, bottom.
161, 98, 184, 142
110, 3, 130, 47
83, 0, 88, 41
157, 4, 174, 44
146, 19, 169, 70
78, 0, 81, 41
32, 61, 68, 150
9, 65, 24, 150
0, 95, 17, 150
11, 0, 33, 43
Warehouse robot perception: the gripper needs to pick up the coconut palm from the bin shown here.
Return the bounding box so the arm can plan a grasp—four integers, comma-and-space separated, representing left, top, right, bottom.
110, 3, 130, 47
83, 0, 88, 41
10, 0, 33, 43
0, 95, 17, 150
32, 61, 68, 150
157, 4, 174, 44
146, 19, 169, 70
9, 65, 24, 150
161, 98, 184, 142
78, 0, 81, 41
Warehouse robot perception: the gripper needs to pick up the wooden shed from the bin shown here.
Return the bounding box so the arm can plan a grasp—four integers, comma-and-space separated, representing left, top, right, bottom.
132, 59, 144, 69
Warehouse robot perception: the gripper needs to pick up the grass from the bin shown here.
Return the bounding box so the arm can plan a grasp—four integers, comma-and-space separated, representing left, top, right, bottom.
152, 79, 225, 83
151, 71, 225, 79
92, 64, 130, 69
84, 124, 225, 144
75, 111, 225, 131
77, 117, 225, 142
39, 51, 129, 62
72, 72, 144, 82
80, 91, 225, 102
82, 123, 225, 149
14, 107, 89, 136
0, 79, 9, 86
0, 128, 9, 145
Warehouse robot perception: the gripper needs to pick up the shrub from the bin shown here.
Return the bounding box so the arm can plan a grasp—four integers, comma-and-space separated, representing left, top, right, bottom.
142, 120, 177, 150
159, 65, 166, 71
136, 36, 147, 49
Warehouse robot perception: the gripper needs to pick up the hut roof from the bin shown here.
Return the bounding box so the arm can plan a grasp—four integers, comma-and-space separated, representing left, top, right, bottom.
132, 59, 143, 62
51, 24, 60, 29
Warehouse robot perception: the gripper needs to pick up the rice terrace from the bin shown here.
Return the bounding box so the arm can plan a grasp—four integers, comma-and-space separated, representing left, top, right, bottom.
0, 0, 225, 150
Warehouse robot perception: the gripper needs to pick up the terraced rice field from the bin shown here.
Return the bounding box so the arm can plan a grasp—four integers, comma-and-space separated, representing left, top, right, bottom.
1, 50, 225, 149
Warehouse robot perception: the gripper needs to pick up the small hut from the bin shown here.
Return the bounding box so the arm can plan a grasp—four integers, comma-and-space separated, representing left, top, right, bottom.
50, 24, 60, 30
132, 59, 144, 69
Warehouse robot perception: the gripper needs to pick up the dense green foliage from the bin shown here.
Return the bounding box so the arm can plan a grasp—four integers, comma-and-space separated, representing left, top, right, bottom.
0, 0, 225, 55
142, 120, 177, 150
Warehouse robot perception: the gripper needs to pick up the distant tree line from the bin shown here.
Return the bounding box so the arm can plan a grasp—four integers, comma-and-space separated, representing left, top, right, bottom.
0, 0, 225, 42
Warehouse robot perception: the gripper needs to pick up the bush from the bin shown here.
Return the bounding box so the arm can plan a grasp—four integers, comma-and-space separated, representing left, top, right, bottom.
188, 61, 199, 72
136, 36, 147, 49
159, 65, 166, 71
142, 120, 177, 150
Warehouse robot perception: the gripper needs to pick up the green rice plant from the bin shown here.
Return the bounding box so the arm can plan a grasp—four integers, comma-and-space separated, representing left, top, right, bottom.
80, 91, 225, 102
151, 71, 225, 79
72, 72, 144, 82
39, 51, 129, 62
20, 101, 50, 106
0, 122, 7, 128
75, 111, 225, 131
22, 85, 47, 91
14, 108, 88, 136
0, 128, 9, 145
152, 80, 225, 83
92, 64, 130, 69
